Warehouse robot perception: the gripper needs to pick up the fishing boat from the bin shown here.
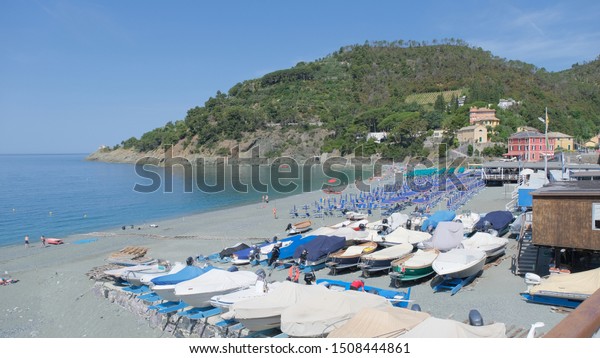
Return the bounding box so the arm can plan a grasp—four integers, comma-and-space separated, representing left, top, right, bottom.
173, 269, 258, 308
431, 248, 486, 279
326, 241, 378, 275
357, 242, 413, 277
389, 249, 439, 286
285, 220, 312, 235
453, 211, 481, 235
520, 267, 600, 309
460, 232, 508, 261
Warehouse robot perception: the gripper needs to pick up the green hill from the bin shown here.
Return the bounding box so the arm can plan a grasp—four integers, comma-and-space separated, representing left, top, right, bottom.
111, 39, 600, 160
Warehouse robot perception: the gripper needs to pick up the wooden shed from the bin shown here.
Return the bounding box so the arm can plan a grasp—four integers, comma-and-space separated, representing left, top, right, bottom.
531, 181, 600, 251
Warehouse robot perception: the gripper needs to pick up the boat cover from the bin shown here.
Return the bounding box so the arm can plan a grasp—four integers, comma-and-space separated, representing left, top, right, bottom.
331, 227, 378, 242
293, 235, 346, 261
380, 227, 432, 245
529, 267, 600, 297
420, 210, 456, 231
140, 262, 186, 285
230, 281, 330, 320
280, 289, 391, 337
327, 307, 430, 338
361, 242, 413, 260
219, 243, 250, 258
388, 213, 409, 231
461, 232, 508, 254
260, 234, 302, 255
393, 249, 439, 269
398, 317, 506, 338
174, 270, 257, 296
420, 221, 464, 252
233, 242, 270, 260
211, 281, 283, 308
103, 263, 162, 278
475, 210, 513, 231
150, 265, 214, 286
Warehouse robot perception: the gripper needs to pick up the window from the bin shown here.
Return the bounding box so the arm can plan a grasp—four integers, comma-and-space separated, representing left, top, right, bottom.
593, 203, 600, 230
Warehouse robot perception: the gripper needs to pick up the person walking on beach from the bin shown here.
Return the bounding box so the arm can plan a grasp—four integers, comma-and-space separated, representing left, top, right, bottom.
41, 235, 46, 247
265, 195, 269, 203
273, 207, 277, 219
24, 235, 30, 248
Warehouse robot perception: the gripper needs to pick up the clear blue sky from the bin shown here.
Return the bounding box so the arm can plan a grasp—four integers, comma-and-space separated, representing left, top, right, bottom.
1, 0, 599, 154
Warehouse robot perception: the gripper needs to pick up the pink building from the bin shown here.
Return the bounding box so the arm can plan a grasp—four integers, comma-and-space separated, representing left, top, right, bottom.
469, 107, 500, 127
505, 131, 556, 162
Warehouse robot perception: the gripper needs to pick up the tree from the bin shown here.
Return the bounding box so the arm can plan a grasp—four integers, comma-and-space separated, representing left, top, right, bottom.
434, 94, 446, 113
467, 144, 474, 156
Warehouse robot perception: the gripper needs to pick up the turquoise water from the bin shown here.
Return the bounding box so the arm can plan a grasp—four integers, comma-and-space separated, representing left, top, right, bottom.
0, 154, 363, 248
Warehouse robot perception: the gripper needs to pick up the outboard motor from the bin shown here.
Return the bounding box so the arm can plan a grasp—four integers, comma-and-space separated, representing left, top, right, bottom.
483, 220, 492, 232
410, 304, 422, 312
285, 223, 293, 231
186, 256, 194, 266
358, 223, 366, 230
406, 219, 412, 230
304, 271, 316, 285
468, 309, 484, 326
255, 268, 266, 280
227, 265, 239, 272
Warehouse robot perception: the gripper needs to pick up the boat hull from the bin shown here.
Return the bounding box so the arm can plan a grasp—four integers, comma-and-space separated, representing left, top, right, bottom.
432, 249, 486, 279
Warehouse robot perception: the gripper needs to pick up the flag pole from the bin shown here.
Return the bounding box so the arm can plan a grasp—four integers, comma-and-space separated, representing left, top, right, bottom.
544, 107, 549, 179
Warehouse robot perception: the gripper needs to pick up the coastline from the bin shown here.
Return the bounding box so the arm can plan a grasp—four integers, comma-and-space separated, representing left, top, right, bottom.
0, 182, 568, 338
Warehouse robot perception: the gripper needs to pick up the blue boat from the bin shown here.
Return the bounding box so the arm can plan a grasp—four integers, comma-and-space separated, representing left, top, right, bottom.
293, 235, 346, 272
260, 234, 317, 264
420, 210, 456, 232
150, 264, 216, 302
474, 210, 514, 236
315, 278, 411, 308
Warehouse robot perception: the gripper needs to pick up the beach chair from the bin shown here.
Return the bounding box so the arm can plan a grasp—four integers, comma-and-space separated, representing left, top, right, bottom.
138, 292, 162, 303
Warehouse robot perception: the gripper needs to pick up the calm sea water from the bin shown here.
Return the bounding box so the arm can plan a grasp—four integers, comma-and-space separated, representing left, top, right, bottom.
0, 154, 363, 248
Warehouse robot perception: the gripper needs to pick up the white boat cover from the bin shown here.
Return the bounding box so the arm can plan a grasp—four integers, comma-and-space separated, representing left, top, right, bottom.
394, 249, 439, 269
310, 226, 338, 236
529, 267, 600, 297
174, 270, 257, 299
388, 213, 409, 231
379, 227, 432, 245
280, 289, 392, 337
420, 221, 464, 252
331, 226, 379, 242
211, 281, 282, 309
327, 307, 430, 338
229, 281, 330, 320
361, 242, 413, 260
454, 212, 481, 231
103, 263, 163, 278
339, 244, 370, 257
398, 317, 506, 338
461, 232, 508, 256
432, 248, 486, 277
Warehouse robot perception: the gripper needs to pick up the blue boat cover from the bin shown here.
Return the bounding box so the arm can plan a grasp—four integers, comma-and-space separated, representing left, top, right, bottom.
219, 243, 250, 258
293, 235, 346, 261
150, 265, 214, 286
420, 210, 456, 231
232, 241, 270, 260
475, 210, 514, 231
271, 234, 315, 260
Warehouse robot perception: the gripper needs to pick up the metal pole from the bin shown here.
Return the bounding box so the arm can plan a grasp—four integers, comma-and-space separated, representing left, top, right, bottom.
544, 107, 549, 179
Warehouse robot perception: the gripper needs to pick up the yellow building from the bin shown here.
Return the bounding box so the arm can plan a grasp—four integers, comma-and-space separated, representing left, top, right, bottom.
548, 132, 574, 151
469, 107, 500, 128
457, 124, 488, 145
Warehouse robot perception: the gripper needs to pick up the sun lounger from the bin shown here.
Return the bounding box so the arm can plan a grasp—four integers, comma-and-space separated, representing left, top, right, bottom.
148, 300, 185, 312
122, 285, 150, 294
138, 292, 162, 303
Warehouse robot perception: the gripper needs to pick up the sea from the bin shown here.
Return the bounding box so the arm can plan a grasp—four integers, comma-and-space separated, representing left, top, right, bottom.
0, 154, 370, 248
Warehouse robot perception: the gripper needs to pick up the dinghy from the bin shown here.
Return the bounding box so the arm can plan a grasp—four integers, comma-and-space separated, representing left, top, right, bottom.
432, 248, 486, 279
453, 211, 481, 235
460, 232, 508, 261
326, 241, 378, 274
358, 242, 413, 277
389, 249, 439, 286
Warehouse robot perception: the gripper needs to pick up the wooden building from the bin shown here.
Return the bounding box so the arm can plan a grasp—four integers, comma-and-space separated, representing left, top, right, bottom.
529, 181, 600, 272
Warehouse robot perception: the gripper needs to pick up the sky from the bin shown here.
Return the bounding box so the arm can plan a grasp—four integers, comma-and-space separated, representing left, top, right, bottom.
1, 0, 599, 154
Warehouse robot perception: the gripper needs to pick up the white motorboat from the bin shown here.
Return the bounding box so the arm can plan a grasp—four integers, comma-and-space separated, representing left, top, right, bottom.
174, 270, 257, 308
461, 232, 508, 260
432, 248, 486, 279
210, 281, 282, 312
140, 262, 186, 286
453, 211, 481, 235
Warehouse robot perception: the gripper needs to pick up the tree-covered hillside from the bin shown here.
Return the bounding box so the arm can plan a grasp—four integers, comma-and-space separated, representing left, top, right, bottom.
113, 39, 600, 160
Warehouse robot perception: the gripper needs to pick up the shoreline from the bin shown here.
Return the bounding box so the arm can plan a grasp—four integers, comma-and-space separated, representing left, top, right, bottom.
0, 181, 569, 338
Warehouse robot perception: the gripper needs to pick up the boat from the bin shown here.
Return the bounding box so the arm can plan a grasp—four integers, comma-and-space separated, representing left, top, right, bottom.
326, 241, 378, 274
357, 242, 413, 277
329, 226, 378, 242
293, 235, 346, 271
315, 278, 411, 307
367, 213, 409, 234
216, 242, 250, 260
520, 267, 600, 309
103, 263, 162, 282
231, 242, 271, 265
420, 210, 456, 232
173, 269, 258, 308
345, 211, 368, 221
256, 234, 302, 263
453, 211, 481, 235
460, 232, 508, 261
327, 306, 430, 338
121, 262, 171, 286
149, 265, 215, 302
140, 262, 187, 286
45, 238, 64, 245
222, 281, 331, 332
418, 221, 464, 252
374, 227, 432, 247
431, 248, 486, 279
397, 316, 506, 338
389, 249, 439, 286
280, 289, 392, 337
474, 210, 514, 237
210, 281, 282, 312
285, 220, 312, 235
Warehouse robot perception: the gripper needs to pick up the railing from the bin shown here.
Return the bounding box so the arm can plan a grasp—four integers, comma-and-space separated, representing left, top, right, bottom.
544, 288, 600, 338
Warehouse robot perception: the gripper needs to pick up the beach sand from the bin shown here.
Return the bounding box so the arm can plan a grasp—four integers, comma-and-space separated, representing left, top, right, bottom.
0, 181, 567, 338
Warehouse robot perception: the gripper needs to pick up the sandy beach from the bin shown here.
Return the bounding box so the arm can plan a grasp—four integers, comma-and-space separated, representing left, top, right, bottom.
0, 180, 568, 338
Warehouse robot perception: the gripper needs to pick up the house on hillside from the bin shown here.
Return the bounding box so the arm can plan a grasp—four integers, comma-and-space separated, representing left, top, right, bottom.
548, 132, 574, 152
498, 98, 519, 109
366, 132, 387, 144
517, 126, 540, 133
469, 107, 500, 128
457, 124, 487, 145
585, 134, 600, 149
505, 131, 556, 162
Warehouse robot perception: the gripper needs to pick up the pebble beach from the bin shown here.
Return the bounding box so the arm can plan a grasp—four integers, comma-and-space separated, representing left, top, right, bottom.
0, 181, 569, 339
